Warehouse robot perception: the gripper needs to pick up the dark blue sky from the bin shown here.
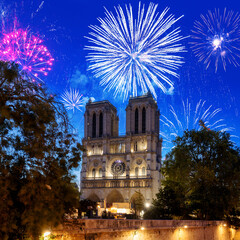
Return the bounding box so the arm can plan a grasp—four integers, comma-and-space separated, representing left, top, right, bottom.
1, 0, 240, 165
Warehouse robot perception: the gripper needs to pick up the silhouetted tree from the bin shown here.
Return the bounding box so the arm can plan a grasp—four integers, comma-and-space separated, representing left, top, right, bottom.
78, 199, 97, 218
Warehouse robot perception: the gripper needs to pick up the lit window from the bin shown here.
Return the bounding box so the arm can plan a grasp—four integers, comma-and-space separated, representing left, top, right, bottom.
135, 167, 139, 176
99, 168, 102, 177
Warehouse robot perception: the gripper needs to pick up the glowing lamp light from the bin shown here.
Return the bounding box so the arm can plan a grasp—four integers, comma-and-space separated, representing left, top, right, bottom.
223, 224, 227, 227
145, 202, 150, 208
184, 225, 188, 228
141, 227, 145, 230
133, 230, 138, 240
43, 231, 51, 237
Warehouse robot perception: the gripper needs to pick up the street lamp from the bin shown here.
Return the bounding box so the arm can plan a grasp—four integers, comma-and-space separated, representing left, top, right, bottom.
43, 231, 51, 240
145, 202, 150, 208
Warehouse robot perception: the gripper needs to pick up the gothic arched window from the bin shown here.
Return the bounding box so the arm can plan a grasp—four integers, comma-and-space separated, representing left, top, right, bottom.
142, 107, 146, 133
111, 115, 114, 136
142, 167, 146, 176
135, 167, 139, 177
99, 112, 103, 137
99, 168, 102, 177
92, 168, 96, 178
92, 113, 96, 138
135, 108, 138, 134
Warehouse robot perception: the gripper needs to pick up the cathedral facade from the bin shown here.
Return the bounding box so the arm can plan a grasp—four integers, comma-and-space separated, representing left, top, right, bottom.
80, 93, 162, 212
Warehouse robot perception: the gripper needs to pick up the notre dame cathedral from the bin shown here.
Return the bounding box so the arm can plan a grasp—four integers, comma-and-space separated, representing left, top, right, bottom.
80, 92, 162, 214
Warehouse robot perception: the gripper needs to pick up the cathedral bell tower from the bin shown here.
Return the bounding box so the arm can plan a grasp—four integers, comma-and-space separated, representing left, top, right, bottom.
84, 99, 119, 139
126, 91, 160, 136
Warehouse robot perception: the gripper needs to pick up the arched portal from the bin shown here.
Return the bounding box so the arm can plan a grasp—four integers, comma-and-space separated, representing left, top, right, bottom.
106, 189, 124, 204
87, 193, 100, 202
130, 191, 145, 213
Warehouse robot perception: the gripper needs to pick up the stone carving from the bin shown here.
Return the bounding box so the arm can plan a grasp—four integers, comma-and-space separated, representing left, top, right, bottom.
136, 159, 142, 165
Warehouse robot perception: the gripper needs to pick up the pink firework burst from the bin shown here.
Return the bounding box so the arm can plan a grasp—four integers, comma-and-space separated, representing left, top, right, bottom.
0, 28, 54, 81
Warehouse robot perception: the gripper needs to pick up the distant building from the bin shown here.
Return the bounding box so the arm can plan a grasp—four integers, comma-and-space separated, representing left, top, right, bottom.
80, 92, 162, 215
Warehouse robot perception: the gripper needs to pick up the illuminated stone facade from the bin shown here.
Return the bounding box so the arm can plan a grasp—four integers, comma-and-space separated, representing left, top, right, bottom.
80, 93, 162, 208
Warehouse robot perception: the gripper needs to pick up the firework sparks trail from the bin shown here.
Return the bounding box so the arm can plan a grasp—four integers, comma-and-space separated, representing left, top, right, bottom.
190, 8, 240, 72
0, 28, 54, 81
85, 2, 186, 101
61, 88, 84, 112
161, 99, 234, 151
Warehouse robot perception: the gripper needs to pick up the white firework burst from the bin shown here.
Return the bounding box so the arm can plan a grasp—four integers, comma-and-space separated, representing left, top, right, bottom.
161, 99, 234, 152
190, 8, 240, 72
85, 2, 186, 101
61, 88, 84, 112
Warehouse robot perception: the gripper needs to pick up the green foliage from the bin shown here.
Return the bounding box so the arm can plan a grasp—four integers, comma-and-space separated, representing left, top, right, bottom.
144, 185, 188, 220
145, 127, 240, 220
131, 190, 144, 218
0, 62, 83, 239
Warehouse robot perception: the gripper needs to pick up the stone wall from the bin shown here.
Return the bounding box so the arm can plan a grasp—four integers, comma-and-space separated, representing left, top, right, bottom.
51, 219, 237, 240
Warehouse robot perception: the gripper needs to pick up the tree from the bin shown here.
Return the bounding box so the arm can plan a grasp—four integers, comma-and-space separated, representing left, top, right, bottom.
0, 62, 83, 240
78, 199, 97, 218
130, 190, 144, 218
145, 127, 240, 220
144, 185, 187, 220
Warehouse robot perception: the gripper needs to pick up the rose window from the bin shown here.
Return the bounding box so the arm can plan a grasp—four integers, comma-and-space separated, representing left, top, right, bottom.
111, 160, 126, 176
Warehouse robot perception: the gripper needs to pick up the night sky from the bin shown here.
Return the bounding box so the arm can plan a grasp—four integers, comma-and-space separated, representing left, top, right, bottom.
1, 0, 240, 183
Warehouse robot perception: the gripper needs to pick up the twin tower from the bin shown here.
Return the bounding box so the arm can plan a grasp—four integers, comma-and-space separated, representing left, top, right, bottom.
80, 93, 162, 213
